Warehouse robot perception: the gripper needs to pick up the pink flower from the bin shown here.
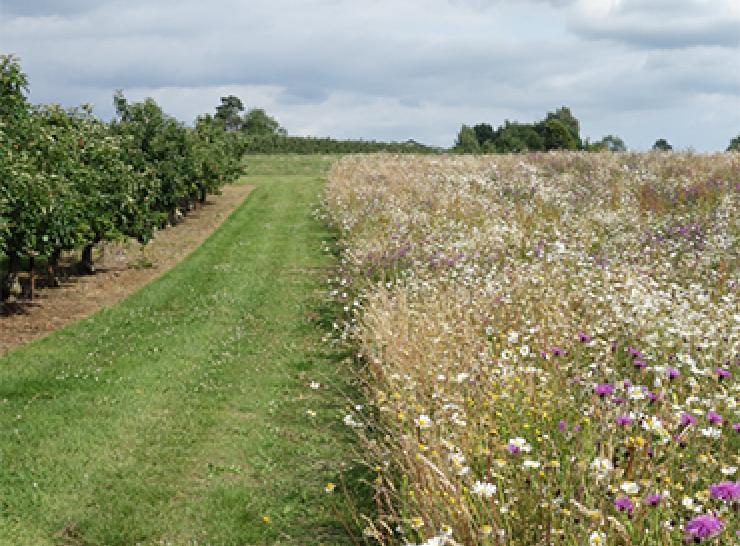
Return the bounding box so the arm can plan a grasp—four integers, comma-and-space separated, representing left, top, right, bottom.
709, 482, 740, 501
684, 514, 724, 540
614, 496, 634, 514
707, 411, 723, 425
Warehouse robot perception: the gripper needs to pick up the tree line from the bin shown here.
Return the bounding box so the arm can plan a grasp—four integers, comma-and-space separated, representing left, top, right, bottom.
454, 106, 740, 153
215, 95, 437, 154
0, 55, 245, 301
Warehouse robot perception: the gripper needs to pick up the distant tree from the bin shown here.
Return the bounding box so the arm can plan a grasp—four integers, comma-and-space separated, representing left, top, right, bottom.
591, 134, 627, 152
454, 125, 481, 153
543, 119, 578, 151
542, 106, 582, 148
652, 138, 673, 151
473, 123, 495, 146
727, 134, 740, 152
215, 95, 244, 132
242, 108, 286, 136
495, 121, 544, 152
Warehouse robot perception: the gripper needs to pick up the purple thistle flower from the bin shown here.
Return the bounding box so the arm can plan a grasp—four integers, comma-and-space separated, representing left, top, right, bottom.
507, 444, 521, 454
734, 422, 740, 432
646, 390, 660, 402
634, 359, 647, 369
680, 412, 698, 426
577, 331, 592, 343
612, 396, 626, 405
709, 482, 740, 501
616, 415, 633, 426
707, 411, 724, 425
714, 367, 731, 379
558, 420, 567, 432
594, 383, 614, 397
614, 496, 634, 514
666, 367, 681, 379
551, 346, 564, 357
684, 514, 724, 540
644, 493, 662, 506
627, 346, 642, 358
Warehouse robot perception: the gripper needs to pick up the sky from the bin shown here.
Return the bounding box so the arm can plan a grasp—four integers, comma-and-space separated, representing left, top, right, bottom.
0, 0, 738, 150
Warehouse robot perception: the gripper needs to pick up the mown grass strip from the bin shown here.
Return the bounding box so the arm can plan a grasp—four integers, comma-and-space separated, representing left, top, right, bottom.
0, 155, 358, 545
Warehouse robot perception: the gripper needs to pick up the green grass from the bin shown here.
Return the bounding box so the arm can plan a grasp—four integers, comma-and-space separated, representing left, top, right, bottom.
0, 155, 362, 545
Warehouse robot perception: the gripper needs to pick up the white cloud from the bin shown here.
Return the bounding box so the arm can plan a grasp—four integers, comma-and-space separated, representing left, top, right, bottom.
0, 0, 737, 150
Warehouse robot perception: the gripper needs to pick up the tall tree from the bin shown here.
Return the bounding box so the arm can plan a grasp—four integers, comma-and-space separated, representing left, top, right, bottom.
242, 108, 286, 136
542, 119, 578, 151
215, 95, 245, 132
473, 123, 495, 147
454, 125, 481, 153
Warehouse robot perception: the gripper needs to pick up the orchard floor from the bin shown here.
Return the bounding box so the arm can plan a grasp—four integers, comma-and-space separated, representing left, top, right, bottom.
0, 155, 362, 545
0, 183, 254, 354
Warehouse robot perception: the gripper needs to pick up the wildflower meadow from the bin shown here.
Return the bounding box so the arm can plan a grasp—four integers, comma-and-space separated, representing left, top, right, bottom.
323, 153, 739, 545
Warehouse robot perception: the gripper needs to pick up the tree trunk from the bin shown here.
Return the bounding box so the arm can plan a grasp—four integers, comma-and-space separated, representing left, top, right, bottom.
28, 256, 35, 300
81, 243, 95, 274
1, 252, 21, 301
199, 188, 207, 204
47, 248, 61, 287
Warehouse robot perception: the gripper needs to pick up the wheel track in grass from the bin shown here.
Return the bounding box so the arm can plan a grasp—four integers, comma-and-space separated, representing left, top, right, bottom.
0, 156, 359, 545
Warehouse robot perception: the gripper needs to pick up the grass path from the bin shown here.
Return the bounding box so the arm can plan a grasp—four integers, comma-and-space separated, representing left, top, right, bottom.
0, 155, 357, 545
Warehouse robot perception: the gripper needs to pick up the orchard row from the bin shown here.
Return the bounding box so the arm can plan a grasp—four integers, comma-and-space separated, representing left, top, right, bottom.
0, 55, 244, 300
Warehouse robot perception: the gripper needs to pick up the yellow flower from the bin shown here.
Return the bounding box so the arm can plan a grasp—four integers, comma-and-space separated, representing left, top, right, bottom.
324, 482, 336, 494
262, 515, 270, 524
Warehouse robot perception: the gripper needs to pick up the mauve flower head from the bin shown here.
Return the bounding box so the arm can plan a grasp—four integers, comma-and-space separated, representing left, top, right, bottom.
627, 346, 642, 358
709, 481, 740, 501
558, 420, 567, 432
647, 390, 659, 402
551, 346, 564, 356
616, 415, 633, 426
614, 496, 634, 513
578, 331, 592, 343
634, 359, 647, 369
714, 367, 731, 379
645, 493, 662, 506
684, 514, 724, 540
507, 444, 521, 454
612, 396, 626, 405
667, 367, 681, 379
707, 411, 723, 425
594, 383, 614, 396
680, 412, 698, 426
734, 422, 740, 432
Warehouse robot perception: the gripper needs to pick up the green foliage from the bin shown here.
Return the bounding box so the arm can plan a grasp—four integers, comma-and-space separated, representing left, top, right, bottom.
243, 134, 436, 154
652, 138, 673, 151
460, 105, 582, 153
727, 134, 740, 152
242, 108, 286, 136
215, 95, 245, 132
473, 123, 495, 146
454, 124, 481, 153
587, 134, 627, 152
0, 58, 244, 300
542, 118, 579, 151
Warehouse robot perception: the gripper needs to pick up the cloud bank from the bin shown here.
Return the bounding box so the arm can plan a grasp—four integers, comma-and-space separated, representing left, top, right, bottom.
0, 0, 738, 149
